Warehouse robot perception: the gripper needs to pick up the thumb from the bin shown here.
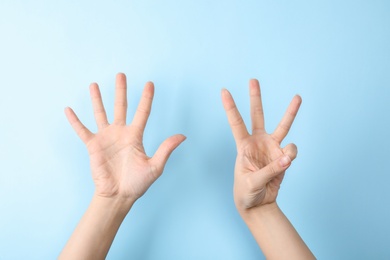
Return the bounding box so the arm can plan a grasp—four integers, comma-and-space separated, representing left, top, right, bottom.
151, 134, 186, 174
251, 155, 292, 187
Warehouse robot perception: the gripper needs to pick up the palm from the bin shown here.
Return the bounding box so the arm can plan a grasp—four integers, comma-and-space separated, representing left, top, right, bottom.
222, 79, 301, 210
86, 125, 153, 199
236, 133, 286, 206
65, 74, 185, 201
238, 134, 284, 170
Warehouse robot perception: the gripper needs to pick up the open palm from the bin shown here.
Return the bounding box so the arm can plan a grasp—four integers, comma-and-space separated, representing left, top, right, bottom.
65, 73, 185, 201
222, 79, 301, 210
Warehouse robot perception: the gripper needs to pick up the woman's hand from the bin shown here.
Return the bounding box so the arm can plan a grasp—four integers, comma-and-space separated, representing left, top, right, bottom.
65, 73, 186, 202
221, 79, 301, 212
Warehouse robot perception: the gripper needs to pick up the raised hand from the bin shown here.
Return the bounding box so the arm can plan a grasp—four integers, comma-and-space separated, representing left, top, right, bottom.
221, 79, 301, 212
65, 73, 186, 202
60, 73, 186, 260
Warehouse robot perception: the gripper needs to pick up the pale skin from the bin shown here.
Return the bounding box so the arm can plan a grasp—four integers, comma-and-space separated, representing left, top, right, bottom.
221, 79, 315, 259
59, 74, 314, 259
59, 73, 186, 260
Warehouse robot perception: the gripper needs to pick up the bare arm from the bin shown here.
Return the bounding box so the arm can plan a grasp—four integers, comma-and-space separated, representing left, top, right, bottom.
221, 79, 314, 259
59, 73, 185, 260
59, 196, 134, 259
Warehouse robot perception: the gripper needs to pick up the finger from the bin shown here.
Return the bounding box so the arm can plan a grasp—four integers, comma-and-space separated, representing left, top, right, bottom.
271, 95, 302, 143
150, 134, 186, 175
249, 79, 265, 133
282, 143, 298, 161
131, 82, 154, 132
221, 88, 249, 142
89, 83, 109, 130
251, 154, 292, 187
64, 107, 93, 144
113, 73, 128, 125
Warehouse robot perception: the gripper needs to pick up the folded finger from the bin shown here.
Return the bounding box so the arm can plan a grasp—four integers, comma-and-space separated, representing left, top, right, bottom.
282, 143, 298, 161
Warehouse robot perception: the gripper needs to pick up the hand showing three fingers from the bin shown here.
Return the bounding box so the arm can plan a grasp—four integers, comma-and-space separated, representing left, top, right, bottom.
221, 79, 301, 213
65, 73, 186, 202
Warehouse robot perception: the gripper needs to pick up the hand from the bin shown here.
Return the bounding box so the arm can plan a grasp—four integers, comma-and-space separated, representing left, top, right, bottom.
221, 79, 301, 212
65, 73, 186, 202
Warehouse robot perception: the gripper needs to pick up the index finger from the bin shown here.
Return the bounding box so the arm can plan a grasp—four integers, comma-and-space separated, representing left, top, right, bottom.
131, 81, 154, 133
221, 88, 249, 142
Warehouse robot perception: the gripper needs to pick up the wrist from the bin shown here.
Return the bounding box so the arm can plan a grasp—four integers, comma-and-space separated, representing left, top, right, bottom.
238, 202, 280, 223
91, 193, 135, 217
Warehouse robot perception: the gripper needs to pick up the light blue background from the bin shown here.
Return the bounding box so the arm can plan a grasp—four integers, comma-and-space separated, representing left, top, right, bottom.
0, 1, 389, 259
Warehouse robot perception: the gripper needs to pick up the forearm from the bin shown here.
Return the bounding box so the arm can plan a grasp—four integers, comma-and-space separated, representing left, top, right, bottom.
59, 194, 134, 260
240, 203, 315, 260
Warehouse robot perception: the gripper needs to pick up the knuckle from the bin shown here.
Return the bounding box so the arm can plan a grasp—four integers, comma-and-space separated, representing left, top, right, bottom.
136, 106, 151, 115
278, 123, 291, 132
114, 101, 127, 107
268, 165, 277, 176
230, 115, 244, 127
253, 106, 264, 115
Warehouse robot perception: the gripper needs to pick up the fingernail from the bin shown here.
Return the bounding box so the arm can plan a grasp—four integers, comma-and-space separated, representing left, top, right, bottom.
280, 155, 291, 167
